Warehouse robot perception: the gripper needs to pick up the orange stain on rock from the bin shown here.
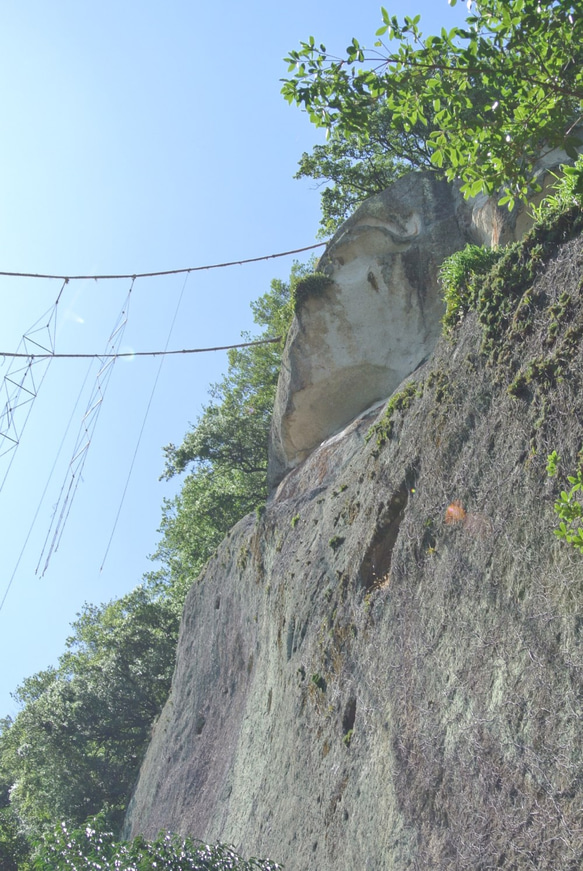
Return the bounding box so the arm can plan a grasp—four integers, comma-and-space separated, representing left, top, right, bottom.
445, 501, 466, 524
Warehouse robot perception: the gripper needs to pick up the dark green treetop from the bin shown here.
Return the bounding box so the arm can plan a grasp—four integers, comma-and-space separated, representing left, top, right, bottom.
283, 0, 583, 209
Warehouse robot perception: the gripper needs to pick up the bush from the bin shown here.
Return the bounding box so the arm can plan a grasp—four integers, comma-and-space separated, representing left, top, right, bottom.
33, 817, 283, 871
439, 245, 504, 331
547, 451, 583, 554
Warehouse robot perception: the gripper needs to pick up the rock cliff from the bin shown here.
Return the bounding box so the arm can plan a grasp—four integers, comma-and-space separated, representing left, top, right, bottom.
267, 172, 520, 489
125, 183, 583, 869
266, 165, 563, 489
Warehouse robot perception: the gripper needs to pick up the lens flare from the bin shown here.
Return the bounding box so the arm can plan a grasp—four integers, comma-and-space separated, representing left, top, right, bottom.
120, 345, 136, 362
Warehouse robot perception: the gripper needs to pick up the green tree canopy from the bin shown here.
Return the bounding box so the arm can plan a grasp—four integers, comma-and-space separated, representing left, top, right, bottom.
155, 261, 309, 590
295, 102, 434, 236
34, 818, 281, 871
0, 579, 180, 844
283, 0, 583, 208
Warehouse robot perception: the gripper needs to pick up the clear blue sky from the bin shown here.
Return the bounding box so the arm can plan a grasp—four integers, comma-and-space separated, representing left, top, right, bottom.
0, 1, 467, 717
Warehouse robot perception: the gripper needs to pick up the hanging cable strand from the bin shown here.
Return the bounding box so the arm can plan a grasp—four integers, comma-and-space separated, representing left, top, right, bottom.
0, 241, 326, 282
100, 269, 192, 573
1, 239, 321, 592
0, 353, 95, 614
0, 335, 283, 360
36, 281, 135, 577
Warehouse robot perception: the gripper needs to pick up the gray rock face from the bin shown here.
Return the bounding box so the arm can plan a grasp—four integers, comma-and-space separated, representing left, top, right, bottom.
268, 160, 579, 491
126, 230, 583, 870
268, 173, 469, 489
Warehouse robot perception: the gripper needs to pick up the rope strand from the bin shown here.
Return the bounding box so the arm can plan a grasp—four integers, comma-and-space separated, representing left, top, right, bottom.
0, 336, 282, 360
0, 242, 326, 282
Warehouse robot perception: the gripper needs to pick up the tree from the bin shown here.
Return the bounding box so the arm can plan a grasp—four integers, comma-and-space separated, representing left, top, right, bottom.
155, 262, 310, 588
161, 271, 296, 483
295, 101, 434, 236
282, 0, 583, 208
0, 579, 180, 843
0, 762, 31, 871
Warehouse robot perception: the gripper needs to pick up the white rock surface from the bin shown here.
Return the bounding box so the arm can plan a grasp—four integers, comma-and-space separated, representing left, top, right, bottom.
268, 157, 579, 489
268, 173, 468, 488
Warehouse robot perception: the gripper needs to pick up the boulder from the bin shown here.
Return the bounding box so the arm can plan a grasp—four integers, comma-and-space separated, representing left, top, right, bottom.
268, 173, 470, 489
268, 153, 580, 490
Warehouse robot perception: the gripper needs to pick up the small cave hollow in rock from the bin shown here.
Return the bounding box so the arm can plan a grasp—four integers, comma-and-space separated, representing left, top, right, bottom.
342, 697, 356, 745
359, 476, 414, 591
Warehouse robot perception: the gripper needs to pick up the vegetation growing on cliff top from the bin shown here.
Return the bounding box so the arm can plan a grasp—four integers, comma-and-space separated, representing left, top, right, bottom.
284, 0, 583, 229
292, 271, 332, 311
441, 157, 583, 334
439, 159, 583, 377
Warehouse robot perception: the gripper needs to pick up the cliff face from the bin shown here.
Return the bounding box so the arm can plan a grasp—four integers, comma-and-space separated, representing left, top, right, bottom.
268, 173, 470, 489
126, 212, 583, 869
267, 172, 518, 489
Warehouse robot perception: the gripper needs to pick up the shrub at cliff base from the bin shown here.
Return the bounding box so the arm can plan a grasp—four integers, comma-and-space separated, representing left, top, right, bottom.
33, 817, 282, 871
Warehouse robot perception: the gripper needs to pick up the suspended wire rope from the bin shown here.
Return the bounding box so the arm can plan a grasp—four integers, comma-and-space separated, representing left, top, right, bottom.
0, 238, 322, 605
36, 281, 135, 577
0, 335, 282, 360
0, 241, 326, 282
100, 269, 192, 573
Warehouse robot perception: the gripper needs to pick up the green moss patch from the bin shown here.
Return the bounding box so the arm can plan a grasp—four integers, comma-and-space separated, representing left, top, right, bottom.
366, 381, 422, 451
292, 272, 333, 312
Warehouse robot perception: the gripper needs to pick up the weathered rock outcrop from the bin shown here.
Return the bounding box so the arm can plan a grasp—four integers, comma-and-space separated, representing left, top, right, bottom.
268, 173, 469, 489
267, 168, 560, 489
126, 215, 583, 869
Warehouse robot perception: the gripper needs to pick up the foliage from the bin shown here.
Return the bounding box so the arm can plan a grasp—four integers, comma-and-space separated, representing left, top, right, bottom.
547, 451, 583, 553
529, 154, 583, 222
366, 381, 421, 449
438, 195, 583, 362
294, 102, 433, 236
292, 271, 332, 312
0, 781, 31, 871
155, 261, 311, 588
153, 468, 260, 598
33, 817, 282, 871
0, 579, 180, 844
440, 245, 505, 331
160, 263, 306, 481
282, 1, 583, 208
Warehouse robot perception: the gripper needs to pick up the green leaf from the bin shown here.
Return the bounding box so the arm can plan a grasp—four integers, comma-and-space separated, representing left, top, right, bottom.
282, 0, 583, 206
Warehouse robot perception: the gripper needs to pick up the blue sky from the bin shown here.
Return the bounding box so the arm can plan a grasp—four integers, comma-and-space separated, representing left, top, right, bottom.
0, 1, 467, 717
